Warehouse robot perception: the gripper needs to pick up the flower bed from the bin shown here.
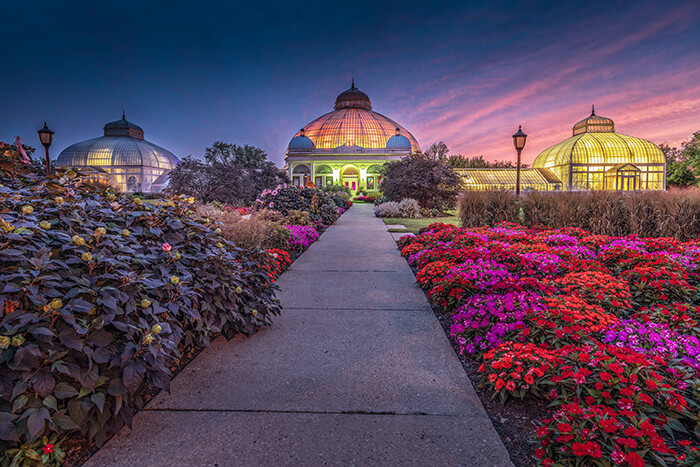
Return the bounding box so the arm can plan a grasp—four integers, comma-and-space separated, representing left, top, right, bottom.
399, 222, 699, 466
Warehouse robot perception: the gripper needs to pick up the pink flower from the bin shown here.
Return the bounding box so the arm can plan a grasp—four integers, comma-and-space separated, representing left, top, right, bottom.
15, 137, 30, 164
162, 242, 172, 252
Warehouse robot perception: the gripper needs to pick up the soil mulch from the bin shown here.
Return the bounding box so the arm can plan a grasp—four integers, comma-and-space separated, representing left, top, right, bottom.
431, 307, 546, 467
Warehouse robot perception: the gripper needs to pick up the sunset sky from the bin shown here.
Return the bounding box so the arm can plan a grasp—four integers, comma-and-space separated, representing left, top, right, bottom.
2, 0, 699, 166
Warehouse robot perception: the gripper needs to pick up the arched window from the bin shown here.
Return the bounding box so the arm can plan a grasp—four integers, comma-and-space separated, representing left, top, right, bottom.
315, 164, 332, 174
342, 166, 359, 177
292, 164, 310, 174
367, 164, 383, 174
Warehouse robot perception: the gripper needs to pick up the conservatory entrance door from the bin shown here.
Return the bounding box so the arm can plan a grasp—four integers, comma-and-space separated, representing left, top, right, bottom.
341, 166, 359, 192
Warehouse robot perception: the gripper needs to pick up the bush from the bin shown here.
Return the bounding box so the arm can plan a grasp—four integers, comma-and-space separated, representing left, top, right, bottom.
382, 156, 464, 209
374, 201, 402, 218
253, 185, 339, 225
398, 198, 421, 218
284, 209, 312, 226
321, 184, 351, 198
0, 149, 281, 457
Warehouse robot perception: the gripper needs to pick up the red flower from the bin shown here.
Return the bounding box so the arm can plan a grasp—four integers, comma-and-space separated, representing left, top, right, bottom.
43, 444, 54, 454
625, 451, 645, 467
505, 381, 516, 391
162, 242, 172, 252
557, 423, 573, 433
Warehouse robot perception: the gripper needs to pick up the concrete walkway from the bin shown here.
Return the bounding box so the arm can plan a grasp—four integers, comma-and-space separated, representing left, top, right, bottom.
86, 204, 512, 466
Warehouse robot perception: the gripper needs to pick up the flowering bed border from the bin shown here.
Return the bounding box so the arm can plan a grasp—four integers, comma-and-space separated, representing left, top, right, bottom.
397, 221, 699, 466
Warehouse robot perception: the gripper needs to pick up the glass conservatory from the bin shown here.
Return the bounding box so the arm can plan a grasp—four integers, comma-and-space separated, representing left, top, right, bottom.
55, 113, 179, 193
532, 107, 666, 191
457, 167, 562, 192
285, 81, 420, 192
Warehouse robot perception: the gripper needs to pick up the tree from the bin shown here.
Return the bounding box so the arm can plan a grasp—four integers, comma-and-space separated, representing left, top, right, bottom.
167, 142, 289, 205
666, 161, 697, 187
423, 141, 450, 161
659, 144, 681, 163
446, 154, 527, 169
381, 155, 464, 209
204, 142, 269, 169
661, 131, 700, 188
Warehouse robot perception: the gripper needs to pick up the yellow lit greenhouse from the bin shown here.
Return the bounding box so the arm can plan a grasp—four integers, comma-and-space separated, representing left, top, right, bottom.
459, 108, 666, 192
532, 107, 666, 191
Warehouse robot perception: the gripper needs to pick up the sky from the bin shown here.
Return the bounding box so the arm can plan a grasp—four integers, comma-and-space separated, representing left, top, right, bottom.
2, 0, 699, 167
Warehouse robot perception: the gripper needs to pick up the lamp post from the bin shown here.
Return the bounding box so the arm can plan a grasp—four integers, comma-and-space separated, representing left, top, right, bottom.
512, 125, 527, 196
37, 122, 55, 177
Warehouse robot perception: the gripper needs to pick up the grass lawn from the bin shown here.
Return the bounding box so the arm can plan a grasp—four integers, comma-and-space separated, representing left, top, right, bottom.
382, 215, 461, 234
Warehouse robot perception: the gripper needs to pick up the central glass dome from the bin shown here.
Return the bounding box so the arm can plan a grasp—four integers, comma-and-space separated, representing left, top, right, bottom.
290, 82, 420, 153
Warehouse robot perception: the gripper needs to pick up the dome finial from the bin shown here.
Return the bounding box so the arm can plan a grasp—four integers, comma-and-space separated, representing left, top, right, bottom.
122, 109, 126, 120
591, 104, 595, 116
351, 77, 355, 89
395, 127, 400, 135
300, 128, 305, 135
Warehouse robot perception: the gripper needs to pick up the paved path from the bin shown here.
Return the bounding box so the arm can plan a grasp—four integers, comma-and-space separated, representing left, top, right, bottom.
86, 204, 512, 466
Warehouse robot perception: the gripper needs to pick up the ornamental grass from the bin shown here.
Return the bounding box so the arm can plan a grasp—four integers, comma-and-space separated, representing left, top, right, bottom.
459, 188, 700, 240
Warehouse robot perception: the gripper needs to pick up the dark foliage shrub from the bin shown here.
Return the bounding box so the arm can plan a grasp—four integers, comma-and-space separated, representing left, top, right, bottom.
253, 186, 339, 225
0, 149, 281, 456
166, 157, 288, 205
381, 156, 464, 209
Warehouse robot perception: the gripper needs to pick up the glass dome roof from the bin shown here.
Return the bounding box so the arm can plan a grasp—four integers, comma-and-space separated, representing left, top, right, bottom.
57, 137, 179, 169
290, 82, 420, 153
56, 115, 179, 170
288, 128, 315, 149
533, 109, 664, 168
572, 106, 615, 135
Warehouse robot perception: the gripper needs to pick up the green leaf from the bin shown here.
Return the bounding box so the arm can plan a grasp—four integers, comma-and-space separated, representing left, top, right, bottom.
91, 393, 105, 413
43, 396, 57, 411
12, 395, 28, 413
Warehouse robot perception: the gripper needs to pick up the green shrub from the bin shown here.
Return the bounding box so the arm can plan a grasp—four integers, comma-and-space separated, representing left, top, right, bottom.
284, 210, 312, 226
254, 185, 338, 225
0, 147, 281, 457
321, 184, 351, 198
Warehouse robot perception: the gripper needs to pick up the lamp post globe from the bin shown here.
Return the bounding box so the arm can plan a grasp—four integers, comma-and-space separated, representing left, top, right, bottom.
37, 122, 55, 177
512, 125, 527, 196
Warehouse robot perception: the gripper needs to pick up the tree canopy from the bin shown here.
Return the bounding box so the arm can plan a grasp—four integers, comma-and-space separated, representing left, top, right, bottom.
662, 131, 700, 188
167, 143, 288, 204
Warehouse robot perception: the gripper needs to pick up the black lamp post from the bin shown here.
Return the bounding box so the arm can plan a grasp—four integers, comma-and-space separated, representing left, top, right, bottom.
512, 125, 527, 196
37, 122, 55, 177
